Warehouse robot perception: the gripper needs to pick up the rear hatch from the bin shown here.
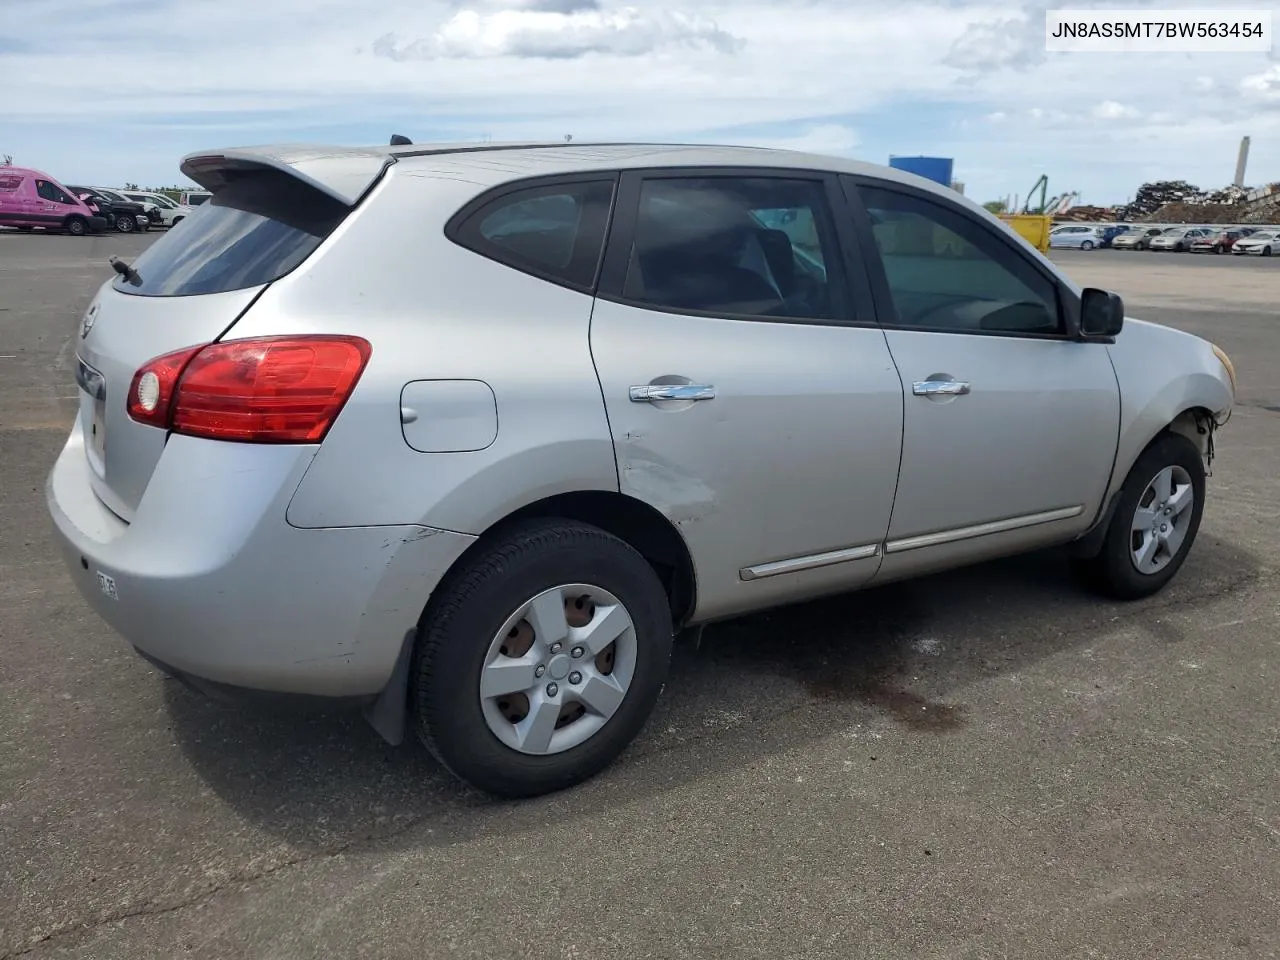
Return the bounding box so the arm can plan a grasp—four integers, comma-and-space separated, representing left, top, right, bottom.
74, 150, 390, 521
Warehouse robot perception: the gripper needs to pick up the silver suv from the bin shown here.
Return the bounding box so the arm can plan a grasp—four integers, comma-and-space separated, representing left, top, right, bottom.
48, 141, 1236, 797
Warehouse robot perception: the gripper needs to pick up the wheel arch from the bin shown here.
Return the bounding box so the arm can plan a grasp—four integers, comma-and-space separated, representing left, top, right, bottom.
364, 489, 698, 747
483, 490, 697, 629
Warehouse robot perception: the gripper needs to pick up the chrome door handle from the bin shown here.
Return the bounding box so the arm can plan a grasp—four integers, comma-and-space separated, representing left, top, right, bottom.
629, 384, 716, 402
912, 379, 971, 397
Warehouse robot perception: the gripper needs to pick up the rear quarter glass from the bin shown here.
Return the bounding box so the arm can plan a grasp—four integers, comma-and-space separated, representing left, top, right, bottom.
115, 172, 347, 297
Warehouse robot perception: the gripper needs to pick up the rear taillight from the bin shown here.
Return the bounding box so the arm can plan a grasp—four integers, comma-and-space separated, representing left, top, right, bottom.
127, 335, 372, 443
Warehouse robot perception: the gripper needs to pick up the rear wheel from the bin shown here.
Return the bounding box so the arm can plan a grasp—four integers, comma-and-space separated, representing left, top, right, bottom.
1081, 240, 1094, 251
1072, 433, 1205, 600
64, 216, 88, 237
413, 518, 674, 798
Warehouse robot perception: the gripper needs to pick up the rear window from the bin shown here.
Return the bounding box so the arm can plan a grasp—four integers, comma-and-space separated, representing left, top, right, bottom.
114, 173, 347, 297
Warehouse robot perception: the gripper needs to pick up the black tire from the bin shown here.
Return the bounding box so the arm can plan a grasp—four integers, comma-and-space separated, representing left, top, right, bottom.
64, 216, 88, 236
171, 216, 183, 226
17, 226, 33, 233
115, 213, 135, 233
1072, 433, 1206, 601
1264, 247, 1273, 257
1175, 242, 1185, 252
413, 518, 674, 798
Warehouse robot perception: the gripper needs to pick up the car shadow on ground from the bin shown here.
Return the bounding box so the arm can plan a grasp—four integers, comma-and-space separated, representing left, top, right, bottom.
163, 535, 1260, 853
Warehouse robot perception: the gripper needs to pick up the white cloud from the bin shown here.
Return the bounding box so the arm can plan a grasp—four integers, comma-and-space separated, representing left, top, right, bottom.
373, 6, 742, 59
1093, 100, 1141, 120
1241, 65, 1280, 101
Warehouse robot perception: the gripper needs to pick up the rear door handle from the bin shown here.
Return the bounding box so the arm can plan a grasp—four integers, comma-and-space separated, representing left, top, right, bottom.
912, 379, 971, 397
629, 384, 717, 402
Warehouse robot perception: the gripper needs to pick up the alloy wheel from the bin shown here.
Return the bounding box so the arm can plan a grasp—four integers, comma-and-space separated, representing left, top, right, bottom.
480, 583, 637, 755
1130, 465, 1195, 575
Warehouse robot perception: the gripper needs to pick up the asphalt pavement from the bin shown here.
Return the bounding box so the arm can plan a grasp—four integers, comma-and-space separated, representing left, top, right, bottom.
2, 233, 1278, 959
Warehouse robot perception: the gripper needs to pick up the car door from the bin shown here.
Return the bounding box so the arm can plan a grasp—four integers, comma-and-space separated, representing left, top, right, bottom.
840, 175, 1120, 581
589, 168, 906, 622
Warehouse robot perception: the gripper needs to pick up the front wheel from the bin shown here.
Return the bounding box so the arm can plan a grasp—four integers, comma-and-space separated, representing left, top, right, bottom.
1081, 240, 1094, 251
1264, 247, 1273, 257
115, 214, 135, 233
1072, 433, 1205, 600
413, 518, 674, 798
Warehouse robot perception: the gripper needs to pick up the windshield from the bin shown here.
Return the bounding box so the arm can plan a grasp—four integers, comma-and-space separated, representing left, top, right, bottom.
113, 173, 347, 297
1248, 231, 1277, 240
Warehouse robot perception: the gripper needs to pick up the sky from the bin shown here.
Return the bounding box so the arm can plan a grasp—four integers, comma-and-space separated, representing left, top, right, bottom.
1, 0, 1279, 205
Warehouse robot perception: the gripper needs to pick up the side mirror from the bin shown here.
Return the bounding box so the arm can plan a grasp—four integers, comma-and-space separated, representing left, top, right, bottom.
1080, 287, 1124, 338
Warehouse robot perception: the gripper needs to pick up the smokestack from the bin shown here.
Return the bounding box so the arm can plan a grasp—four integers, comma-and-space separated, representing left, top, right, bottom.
1234, 136, 1250, 188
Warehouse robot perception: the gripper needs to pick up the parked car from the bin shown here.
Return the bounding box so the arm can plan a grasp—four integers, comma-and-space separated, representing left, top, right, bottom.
66, 185, 149, 233
47, 141, 1236, 798
1048, 224, 1103, 250
1190, 229, 1254, 254
179, 190, 212, 206
1099, 225, 1133, 248
1147, 226, 1213, 252
1232, 229, 1278, 256
0, 166, 109, 235
118, 189, 193, 227
1110, 227, 1164, 250
91, 187, 162, 230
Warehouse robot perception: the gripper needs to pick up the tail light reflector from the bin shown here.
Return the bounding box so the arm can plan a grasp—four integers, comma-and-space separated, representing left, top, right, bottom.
127, 335, 372, 443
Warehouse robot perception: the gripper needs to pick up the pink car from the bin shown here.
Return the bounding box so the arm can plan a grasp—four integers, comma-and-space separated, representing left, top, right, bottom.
0, 166, 110, 235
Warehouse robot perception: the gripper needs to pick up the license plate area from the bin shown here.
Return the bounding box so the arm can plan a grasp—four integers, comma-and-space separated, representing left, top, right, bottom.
75, 356, 107, 475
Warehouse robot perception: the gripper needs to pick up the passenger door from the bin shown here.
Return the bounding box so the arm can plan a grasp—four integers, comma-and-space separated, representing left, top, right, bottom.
841, 177, 1120, 580
589, 170, 906, 623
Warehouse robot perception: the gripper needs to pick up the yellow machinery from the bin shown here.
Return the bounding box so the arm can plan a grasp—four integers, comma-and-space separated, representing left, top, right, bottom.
996, 174, 1066, 254
998, 213, 1052, 253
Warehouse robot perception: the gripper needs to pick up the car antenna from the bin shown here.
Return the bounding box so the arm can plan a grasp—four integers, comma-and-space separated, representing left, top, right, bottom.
108, 255, 142, 286
389, 134, 412, 146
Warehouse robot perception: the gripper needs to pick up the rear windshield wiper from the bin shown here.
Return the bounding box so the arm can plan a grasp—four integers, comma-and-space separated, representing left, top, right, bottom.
109, 256, 142, 287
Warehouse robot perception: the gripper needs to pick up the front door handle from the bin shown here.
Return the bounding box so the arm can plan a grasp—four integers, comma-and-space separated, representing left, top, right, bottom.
629, 384, 716, 402
912, 379, 971, 397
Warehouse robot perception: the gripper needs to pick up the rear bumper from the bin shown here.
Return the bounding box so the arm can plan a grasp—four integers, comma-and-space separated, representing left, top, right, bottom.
46, 422, 477, 697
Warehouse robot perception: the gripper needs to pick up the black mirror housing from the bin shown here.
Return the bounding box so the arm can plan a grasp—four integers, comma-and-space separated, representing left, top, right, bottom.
1080, 287, 1124, 338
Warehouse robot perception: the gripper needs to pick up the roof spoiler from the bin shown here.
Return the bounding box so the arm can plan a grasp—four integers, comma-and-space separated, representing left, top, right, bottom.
179, 145, 395, 206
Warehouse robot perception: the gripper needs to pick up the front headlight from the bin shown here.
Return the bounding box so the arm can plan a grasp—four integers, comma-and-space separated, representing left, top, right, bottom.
1211, 344, 1237, 395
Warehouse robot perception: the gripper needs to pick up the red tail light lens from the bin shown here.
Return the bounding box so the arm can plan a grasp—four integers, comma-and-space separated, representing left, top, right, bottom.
127, 343, 205, 428
127, 335, 372, 443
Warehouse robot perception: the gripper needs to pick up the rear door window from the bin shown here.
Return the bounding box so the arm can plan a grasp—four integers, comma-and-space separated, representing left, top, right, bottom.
613, 175, 845, 322
113, 172, 348, 297
448, 178, 616, 291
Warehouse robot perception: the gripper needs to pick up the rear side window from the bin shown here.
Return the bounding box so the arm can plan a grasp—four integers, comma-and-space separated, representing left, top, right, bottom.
0, 174, 22, 192
114, 171, 347, 297
448, 179, 615, 291
617, 176, 842, 322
